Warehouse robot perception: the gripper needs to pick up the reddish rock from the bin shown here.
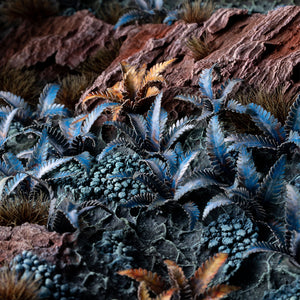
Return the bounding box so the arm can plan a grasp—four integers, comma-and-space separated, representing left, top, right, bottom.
0, 10, 114, 69
78, 6, 300, 115
0, 223, 65, 266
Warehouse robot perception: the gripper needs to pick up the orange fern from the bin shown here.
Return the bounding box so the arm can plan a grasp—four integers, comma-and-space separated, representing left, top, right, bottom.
80, 58, 175, 121
118, 253, 239, 300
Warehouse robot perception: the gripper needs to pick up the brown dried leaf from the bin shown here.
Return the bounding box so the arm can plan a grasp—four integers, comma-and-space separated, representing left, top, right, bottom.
118, 268, 166, 295
200, 284, 240, 300
190, 253, 228, 296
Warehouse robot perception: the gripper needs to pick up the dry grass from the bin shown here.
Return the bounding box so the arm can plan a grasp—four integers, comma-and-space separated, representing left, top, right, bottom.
0, 191, 49, 227
0, 0, 59, 24
0, 268, 40, 300
186, 34, 213, 60
223, 86, 298, 134
236, 86, 296, 125
94, 2, 124, 25
181, 0, 214, 24
0, 66, 42, 106
76, 39, 122, 75
56, 73, 96, 111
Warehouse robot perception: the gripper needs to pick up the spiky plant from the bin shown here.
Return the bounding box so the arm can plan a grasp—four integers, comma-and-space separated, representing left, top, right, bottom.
0, 84, 70, 127
47, 190, 113, 233
203, 146, 287, 223
0, 268, 40, 300
0, 129, 92, 200
80, 58, 175, 121
0, 0, 59, 24
186, 34, 213, 61
117, 142, 201, 229
114, 0, 166, 29
98, 92, 197, 160
246, 184, 300, 268
118, 253, 239, 299
0, 189, 49, 226
181, 0, 214, 24
175, 65, 242, 123
0, 66, 42, 106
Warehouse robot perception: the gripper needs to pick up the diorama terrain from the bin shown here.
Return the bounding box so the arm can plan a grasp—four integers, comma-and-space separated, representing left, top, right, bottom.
0, 0, 299, 299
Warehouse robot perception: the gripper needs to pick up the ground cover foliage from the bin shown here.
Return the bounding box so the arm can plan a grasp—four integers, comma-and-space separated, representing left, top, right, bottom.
0, 59, 299, 300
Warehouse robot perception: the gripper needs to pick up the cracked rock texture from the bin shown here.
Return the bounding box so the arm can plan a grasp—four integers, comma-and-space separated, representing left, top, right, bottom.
79, 6, 300, 111
0, 223, 64, 266
0, 10, 114, 69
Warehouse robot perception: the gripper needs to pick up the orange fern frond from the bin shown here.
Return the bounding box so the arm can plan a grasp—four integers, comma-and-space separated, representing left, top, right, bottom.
164, 260, 188, 288
138, 281, 152, 300
136, 63, 148, 87
118, 268, 166, 295
190, 253, 228, 296
142, 58, 176, 87
201, 284, 240, 300
145, 86, 161, 98
123, 67, 139, 101
111, 105, 123, 121
156, 288, 178, 300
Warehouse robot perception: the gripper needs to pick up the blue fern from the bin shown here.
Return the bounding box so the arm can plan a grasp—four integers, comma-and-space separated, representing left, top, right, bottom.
99, 92, 197, 161
114, 0, 164, 29
175, 65, 243, 121
245, 184, 300, 268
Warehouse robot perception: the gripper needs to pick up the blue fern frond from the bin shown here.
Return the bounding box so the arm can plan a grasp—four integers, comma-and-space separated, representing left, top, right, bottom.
28, 128, 49, 169
199, 66, 214, 100
285, 184, 300, 233
123, 192, 155, 208
0, 106, 13, 118
136, 0, 149, 10
154, 0, 163, 10
114, 10, 152, 29
174, 94, 202, 107
226, 99, 247, 114
4, 173, 29, 198
50, 171, 73, 180
226, 133, 278, 151
82, 103, 119, 134
182, 202, 200, 230
269, 221, 286, 245
174, 169, 220, 200
128, 113, 148, 141
33, 157, 73, 179
0, 91, 32, 118
203, 193, 233, 220
218, 79, 241, 103
37, 84, 60, 112
0, 108, 19, 146
97, 136, 141, 161
174, 151, 198, 187
160, 149, 177, 176
246, 103, 286, 142
236, 147, 260, 193
284, 94, 300, 133
3, 152, 25, 173
245, 241, 286, 257
258, 155, 286, 205
286, 131, 300, 147
163, 116, 196, 150
59, 115, 86, 140
73, 151, 92, 175
39, 103, 69, 119
143, 158, 169, 183
146, 92, 163, 152
206, 115, 235, 177
163, 10, 178, 25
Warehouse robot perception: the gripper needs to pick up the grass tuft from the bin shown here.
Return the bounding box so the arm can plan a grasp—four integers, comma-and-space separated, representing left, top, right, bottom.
0, 190, 49, 227
0, 268, 40, 300
181, 0, 214, 24
0, 0, 59, 24
186, 33, 213, 60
